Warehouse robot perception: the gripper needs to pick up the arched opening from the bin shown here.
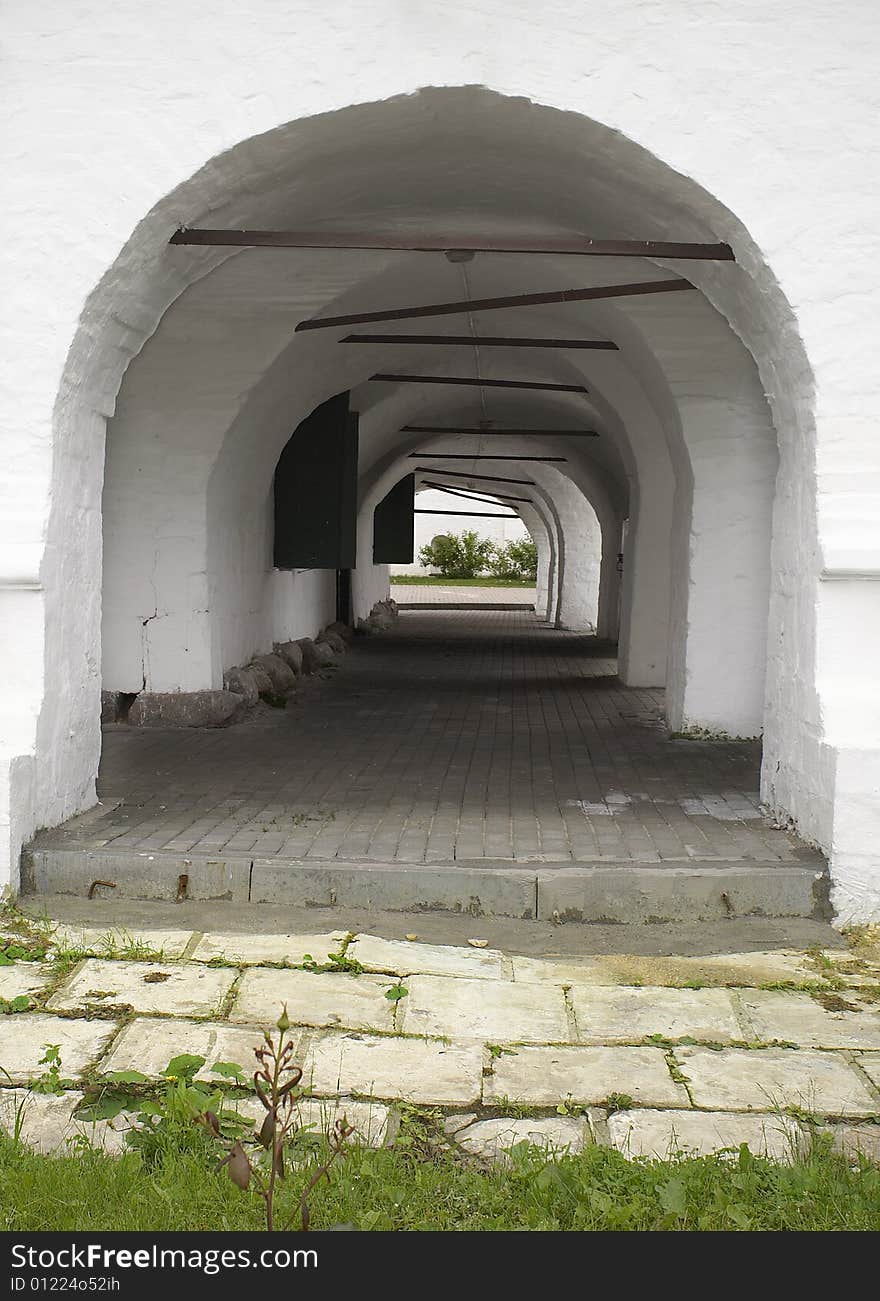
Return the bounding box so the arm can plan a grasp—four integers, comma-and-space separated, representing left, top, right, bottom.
12, 86, 862, 921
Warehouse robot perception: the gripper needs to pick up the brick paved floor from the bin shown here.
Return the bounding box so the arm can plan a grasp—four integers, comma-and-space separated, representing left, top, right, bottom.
38, 611, 817, 867
390, 583, 536, 606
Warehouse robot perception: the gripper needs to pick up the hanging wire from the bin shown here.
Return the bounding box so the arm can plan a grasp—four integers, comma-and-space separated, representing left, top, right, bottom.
459, 262, 489, 473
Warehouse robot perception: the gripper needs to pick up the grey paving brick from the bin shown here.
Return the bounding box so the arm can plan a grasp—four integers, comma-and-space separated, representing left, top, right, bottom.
35, 612, 821, 899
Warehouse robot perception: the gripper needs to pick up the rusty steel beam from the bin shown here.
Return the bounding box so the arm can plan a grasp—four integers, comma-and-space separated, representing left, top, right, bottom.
414, 467, 533, 485
369, 374, 588, 394
411, 453, 566, 461
296, 278, 693, 332
422, 482, 532, 505
170, 229, 734, 260
403, 425, 599, 437
415, 509, 519, 518
341, 333, 618, 349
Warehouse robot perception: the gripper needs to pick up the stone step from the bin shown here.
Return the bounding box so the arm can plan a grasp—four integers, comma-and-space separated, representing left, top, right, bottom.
21, 847, 829, 923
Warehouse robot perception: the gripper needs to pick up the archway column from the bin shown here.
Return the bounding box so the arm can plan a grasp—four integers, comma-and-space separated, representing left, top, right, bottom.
807, 395, 880, 922
632, 294, 778, 738
0, 582, 43, 890
528, 469, 602, 632
595, 516, 622, 641
617, 480, 672, 687
519, 504, 553, 622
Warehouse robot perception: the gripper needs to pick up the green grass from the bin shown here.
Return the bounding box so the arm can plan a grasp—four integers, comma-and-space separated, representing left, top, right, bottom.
389, 575, 536, 587
1, 1130, 877, 1232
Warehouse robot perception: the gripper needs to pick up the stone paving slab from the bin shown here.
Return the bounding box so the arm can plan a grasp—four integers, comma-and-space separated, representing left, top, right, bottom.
509, 957, 608, 986
0, 1089, 81, 1152
856, 1053, 880, 1088
234, 1095, 392, 1148
571, 986, 742, 1044
607, 1109, 800, 1161
443, 1112, 478, 1135
295, 1097, 393, 1148
49, 925, 193, 960
305, 1032, 483, 1105
738, 990, 880, 1050
0, 962, 52, 1001
47, 959, 235, 1018
231, 968, 398, 1033
191, 931, 348, 966
513, 949, 830, 989
454, 1116, 590, 1163
0, 1089, 129, 1154
689, 950, 832, 985
816, 952, 880, 987
348, 934, 505, 980
677, 1047, 879, 1117
485, 1045, 689, 1107
98, 1017, 280, 1080
0, 1015, 117, 1084
3, 893, 879, 1167
401, 974, 569, 1043
821, 1123, 880, 1164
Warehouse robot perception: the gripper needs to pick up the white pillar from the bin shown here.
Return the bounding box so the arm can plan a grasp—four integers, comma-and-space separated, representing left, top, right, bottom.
618, 482, 671, 687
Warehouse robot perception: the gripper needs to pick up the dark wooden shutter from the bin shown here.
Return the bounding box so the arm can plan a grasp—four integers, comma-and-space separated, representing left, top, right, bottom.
373, 474, 415, 563
273, 393, 359, 569
335, 567, 352, 625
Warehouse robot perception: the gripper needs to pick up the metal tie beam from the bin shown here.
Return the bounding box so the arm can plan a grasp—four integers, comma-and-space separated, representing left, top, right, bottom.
169, 229, 734, 260
370, 374, 588, 394
414, 467, 533, 485
421, 481, 532, 505
411, 454, 566, 462
402, 426, 598, 436
296, 278, 693, 332
415, 508, 519, 518
341, 333, 618, 350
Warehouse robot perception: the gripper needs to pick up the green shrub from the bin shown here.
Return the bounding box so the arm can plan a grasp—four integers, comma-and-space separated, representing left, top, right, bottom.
418, 531, 495, 578
487, 538, 538, 580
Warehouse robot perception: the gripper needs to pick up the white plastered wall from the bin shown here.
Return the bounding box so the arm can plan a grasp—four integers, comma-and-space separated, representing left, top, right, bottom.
3, 3, 879, 920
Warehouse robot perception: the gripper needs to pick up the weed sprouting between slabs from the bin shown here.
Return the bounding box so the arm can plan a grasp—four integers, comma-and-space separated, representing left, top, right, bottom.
203, 1004, 353, 1231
